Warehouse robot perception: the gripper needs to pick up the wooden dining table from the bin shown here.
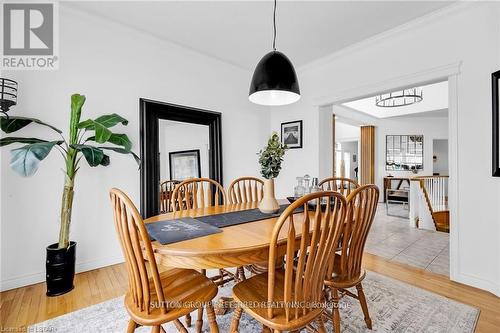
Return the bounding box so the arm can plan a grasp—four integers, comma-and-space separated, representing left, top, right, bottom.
144, 201, 305, 271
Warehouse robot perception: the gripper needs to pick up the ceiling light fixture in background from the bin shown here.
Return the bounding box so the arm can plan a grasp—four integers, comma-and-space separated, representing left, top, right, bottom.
375, 87, 423, 108
249, 0, 300, 106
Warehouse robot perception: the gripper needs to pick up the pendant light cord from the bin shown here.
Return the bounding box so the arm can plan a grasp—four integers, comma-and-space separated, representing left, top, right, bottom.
273, 0, 277, 51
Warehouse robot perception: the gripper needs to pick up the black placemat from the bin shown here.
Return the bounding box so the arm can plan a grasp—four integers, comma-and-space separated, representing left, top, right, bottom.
196, 204, 303, 228
146, 217, 222, 245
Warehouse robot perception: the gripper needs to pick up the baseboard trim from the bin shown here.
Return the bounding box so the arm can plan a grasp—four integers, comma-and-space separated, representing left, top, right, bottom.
453, 272, 500, 297
0, 255, 124, 292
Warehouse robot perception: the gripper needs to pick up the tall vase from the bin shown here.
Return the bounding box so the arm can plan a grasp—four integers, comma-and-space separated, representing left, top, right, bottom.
258, 178, 280, 214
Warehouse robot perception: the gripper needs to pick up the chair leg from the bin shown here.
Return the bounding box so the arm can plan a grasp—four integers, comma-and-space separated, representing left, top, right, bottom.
262, 325, 272, 333
185, 313, 192, 327
206, 301, 219, 333
230, 305, 243, 333
151, 326, 160, 333
331, 288, 341, 333
127, 319, 137, 333
356, 283, 372, 330
218, 269, 226, 286
159, 326, 167, 333
195, 269, 206, 333
317, 315, 327, 333
237, 266, 246, 281
173, 319, 188, 333
196, 306, 204, 333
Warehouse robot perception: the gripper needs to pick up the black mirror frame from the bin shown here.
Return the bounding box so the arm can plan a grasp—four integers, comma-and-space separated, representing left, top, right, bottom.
493, 70, 500, 177
139, 98, 223, 218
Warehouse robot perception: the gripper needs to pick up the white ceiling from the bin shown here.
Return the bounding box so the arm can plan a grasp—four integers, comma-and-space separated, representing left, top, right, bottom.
343, 80, 448, 119
66, 1, 452, 70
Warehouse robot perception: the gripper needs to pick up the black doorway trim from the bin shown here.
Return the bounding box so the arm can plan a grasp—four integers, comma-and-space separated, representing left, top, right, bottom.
493, 70, 500, 177
139, 98, 223, 218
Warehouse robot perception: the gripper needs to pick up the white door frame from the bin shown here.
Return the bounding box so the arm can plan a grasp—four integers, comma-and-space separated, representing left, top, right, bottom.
314, 62, 461, 282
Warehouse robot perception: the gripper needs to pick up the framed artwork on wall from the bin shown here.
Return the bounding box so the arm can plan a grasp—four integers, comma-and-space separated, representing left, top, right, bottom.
281, 120, 303, 149
493, 70, 500, 177
169, 149, 201, 181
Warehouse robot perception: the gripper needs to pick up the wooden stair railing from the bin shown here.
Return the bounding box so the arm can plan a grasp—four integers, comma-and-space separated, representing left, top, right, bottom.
412, 176, 449, 232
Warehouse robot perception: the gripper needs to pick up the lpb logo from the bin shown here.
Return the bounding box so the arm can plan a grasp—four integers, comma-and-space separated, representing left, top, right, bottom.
1, 2, 58, 70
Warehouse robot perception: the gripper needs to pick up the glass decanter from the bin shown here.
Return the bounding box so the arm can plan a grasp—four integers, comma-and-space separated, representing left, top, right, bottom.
303, 174, 311, 194
294, 177, 305, 198
310, 177, 321, 193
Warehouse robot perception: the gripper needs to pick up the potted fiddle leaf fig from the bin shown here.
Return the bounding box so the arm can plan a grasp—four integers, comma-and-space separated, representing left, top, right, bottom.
0, 94, 139, 296
257, 132, 287, 213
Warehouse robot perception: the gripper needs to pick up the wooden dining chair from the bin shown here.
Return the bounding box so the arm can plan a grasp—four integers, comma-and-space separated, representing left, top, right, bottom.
324, 184, 379, 333
319, 177, 360, 197
230, 191, 348, 333
109, 188, 219, 333
171, 178, 226, 212
159, 180, 180, 213
170, 178, 242, 285
226, 176, 265, 282
227, 176, 264, 204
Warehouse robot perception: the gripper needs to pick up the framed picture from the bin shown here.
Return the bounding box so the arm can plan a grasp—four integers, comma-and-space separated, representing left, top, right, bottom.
169, 149, 201, 181
493, 70, 500, 177
281, 120, 303, 149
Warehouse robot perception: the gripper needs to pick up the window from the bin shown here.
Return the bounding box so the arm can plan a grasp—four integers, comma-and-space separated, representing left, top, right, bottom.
386, 135, 423, 171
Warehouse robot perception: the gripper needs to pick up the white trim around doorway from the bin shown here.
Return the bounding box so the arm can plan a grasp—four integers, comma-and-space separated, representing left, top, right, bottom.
315, 61, 462, 285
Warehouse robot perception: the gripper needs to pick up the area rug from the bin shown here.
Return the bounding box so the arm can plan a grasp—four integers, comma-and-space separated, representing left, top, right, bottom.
29, 271, 479, 332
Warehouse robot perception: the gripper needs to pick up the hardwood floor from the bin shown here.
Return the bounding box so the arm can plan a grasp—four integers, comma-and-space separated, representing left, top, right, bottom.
1, 254, 499, 332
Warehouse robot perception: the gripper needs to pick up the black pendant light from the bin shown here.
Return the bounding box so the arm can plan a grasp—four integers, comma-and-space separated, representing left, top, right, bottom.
249, 0, 300, 106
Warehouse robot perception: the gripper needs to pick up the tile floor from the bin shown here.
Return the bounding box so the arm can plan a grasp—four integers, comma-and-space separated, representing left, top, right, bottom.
365, 203, 449, 276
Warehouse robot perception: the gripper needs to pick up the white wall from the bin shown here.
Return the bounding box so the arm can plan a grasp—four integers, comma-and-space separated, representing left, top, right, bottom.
159, 121, 210, 181
433, 139, 449, 176
336, 122, 360, 141
270, 95, 320, 198
270, 2, 500, 295
0, 5, 269, 291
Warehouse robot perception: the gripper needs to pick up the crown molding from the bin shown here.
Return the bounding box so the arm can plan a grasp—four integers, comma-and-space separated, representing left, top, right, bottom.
299, 1, 481, 74
313, 61, 462, 107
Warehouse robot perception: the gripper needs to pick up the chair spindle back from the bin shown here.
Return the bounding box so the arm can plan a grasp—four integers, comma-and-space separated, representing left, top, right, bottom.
110, 188, 167, 315
267, 191, 347, 321
318, 177, 360, 197
228, 177, 264, 204
171, 178, 226, 212
329, 184, 379, 281
159, 180, 180, 213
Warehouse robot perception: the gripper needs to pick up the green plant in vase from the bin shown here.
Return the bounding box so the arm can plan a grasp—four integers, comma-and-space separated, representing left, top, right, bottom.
0, 93, 139, 296
257, 132, 287, 213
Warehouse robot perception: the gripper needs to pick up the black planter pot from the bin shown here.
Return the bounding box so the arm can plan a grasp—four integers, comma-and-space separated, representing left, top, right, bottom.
46, 241, 76, 297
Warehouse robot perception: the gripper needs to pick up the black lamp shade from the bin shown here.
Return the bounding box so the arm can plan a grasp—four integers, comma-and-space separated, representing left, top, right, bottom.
249, 51, 300, 106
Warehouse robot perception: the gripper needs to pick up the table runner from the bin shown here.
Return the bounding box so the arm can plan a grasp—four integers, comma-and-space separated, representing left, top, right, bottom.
196, 204, 298, 228
148, 204, 303, 245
